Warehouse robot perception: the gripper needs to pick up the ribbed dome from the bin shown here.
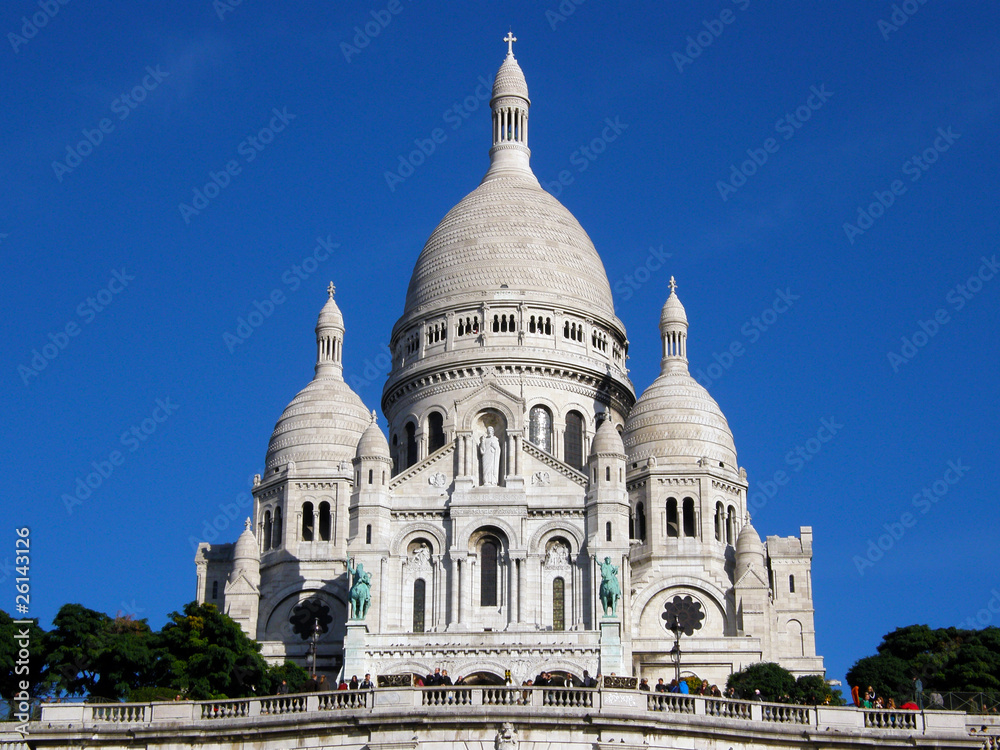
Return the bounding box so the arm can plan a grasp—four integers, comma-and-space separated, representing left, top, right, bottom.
233, 520, 258, 562
317, 292, 344, 329
356, 413, 390, 460
265, 376, 370, 472
492, 53, 529, 102
590, 416, 625, 457
624, 370, 738, 468
660, 291, 688, 328
401, 172, 616, 320
735, 520, 763, 558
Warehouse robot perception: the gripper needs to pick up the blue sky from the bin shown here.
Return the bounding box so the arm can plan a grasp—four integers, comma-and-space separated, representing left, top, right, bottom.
3, 1, 998, 690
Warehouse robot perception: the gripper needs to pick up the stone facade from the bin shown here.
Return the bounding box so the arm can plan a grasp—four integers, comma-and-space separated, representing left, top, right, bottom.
193, 40, 824, 687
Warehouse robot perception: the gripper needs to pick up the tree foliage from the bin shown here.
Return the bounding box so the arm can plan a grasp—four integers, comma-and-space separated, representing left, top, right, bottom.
43, 604, 158, 700
726, 663, 840, 704
846, 625, 1000, 699
156, 602, 269, 699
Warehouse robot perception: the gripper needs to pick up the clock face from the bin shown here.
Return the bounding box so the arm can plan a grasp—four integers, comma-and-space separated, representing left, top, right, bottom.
661, 594, 705, 636
290, 597, 333, 640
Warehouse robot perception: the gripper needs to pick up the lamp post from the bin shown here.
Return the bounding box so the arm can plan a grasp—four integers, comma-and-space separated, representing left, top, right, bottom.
668, 614, 682, 684
309, 617, 320, 676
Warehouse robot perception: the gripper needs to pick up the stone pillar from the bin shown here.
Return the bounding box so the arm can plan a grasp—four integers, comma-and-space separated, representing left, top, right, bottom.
343, 621, 368, 679
507, 556, 517, 628
517, 557, 525, 624
449, 557, 460, 630
599, 617, 624, 676
459, 557, 468, 625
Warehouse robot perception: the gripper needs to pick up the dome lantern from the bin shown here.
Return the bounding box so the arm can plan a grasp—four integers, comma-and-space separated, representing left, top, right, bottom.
659, 276, 689, 373
487, 31, 531, 178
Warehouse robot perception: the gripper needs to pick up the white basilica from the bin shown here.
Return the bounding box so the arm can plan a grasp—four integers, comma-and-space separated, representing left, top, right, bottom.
195, 39, 824, 687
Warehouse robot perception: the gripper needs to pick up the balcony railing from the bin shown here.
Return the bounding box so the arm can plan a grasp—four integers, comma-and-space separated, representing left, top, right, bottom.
35, 687, 970, 738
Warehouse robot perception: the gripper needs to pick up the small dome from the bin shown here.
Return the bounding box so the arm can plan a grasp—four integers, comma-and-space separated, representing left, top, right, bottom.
624, 370, 738, 468
356, 412, 391, 460
317, 292, 344, 330
660, 290, 688, 329
590, 416, 625, 457
233, 519, 258, 562
492, 53, 529, 102
735, 520, 764, 558
266, 376, 369, 472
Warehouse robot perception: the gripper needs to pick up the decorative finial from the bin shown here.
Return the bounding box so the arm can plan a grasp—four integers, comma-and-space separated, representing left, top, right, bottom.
327, 281, 336, 299
504, 30, 516, 56
370, 409, 378, 425
668, 276, 677, 294
244, 517, 252, 532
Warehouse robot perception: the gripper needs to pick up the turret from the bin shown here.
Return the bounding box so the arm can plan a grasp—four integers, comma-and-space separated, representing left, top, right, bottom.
224, 518, 261, 638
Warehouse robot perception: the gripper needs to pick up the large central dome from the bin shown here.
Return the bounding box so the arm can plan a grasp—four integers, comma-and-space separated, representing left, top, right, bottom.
402, 172, 616, 320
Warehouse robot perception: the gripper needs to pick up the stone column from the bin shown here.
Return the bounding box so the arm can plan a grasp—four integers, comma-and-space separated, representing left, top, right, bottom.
449, 557, 460, 629
517, 557, 526, 624
507, 556, 517, 628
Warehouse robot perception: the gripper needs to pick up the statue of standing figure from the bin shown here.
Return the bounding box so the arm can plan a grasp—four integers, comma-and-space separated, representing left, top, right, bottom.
479, 426, 501, 486
596, 555, 621, 617
347, 558, 372, 620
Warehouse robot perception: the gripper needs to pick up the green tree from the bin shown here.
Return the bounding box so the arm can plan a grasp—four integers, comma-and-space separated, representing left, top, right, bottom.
43, 604, 158, 700
155, 602, 268, 699
727, 662, 796, 701
265, 660, 310, 694
795, 674, 842, 705
0, 611, 46, 718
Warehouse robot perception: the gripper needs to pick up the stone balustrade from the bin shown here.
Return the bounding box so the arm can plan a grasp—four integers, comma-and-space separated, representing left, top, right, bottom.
34, 686, 970, 737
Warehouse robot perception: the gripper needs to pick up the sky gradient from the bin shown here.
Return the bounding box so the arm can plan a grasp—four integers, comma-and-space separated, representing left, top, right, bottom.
3, 1, 999, 690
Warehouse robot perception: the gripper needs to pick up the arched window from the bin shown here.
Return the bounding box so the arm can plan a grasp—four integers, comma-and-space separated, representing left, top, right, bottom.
683, 497, 696, 537
211, 580, 218, 600
564, 411, 585, 470
368, 468, 373, 484
605, 466, 611, 482
528, 405, 552, 453
715, 502, 724, 542
391, 434, 399, 475
480, 540, 498, 607
789, 574, 796, 594
428, 412, 445, 453
272, 507, 282, 549
413, 579, 426, 633
405, 422, 417, 469
301, 502, 314, 541
553, 577, 565, 631
605, 522, 612, 542
666, 498, 679, 538
726, 506, 735, 545
262, 510, 272, 549
318, 501, 331, 542
636, 502, 646, 542
365, 524, 372, 545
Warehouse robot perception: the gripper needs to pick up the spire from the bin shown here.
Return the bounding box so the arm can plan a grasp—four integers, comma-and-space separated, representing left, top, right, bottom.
316, 282, 345, 378
659, 277, 689, 374
486, 31, 531, 178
